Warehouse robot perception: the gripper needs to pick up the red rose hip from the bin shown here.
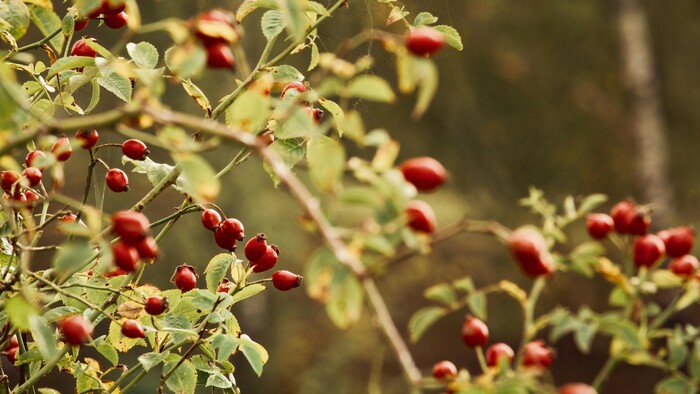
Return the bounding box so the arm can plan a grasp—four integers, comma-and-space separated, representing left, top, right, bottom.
272, 270, 302, 291
431, 360, 458, 380
281, 81, 306, 100
669, 255, 699, 277
251, 244, 280, 273
135, 236, 159, 260
112, 211, 150, 244
522, 340, 554, 368
206, 42, 235, 69
558, 383, 598, 394
101, 0, 126, 15
104, 12, 128, 29
219, 218, 245, 241
71, 38, 98, 58
51, 135, 72, 162
76, 129, 99, 149
173, 265, 198, 292
610, 200, 635, 234
509, 227, 556, 277
112, 241, 140, 272
21, 167, 42, 187
1, 171, 20, 193
59, 315, 94, 346
661, 227, 694, 258
245, 233, 268, 262
586, 213, 614, 239
461, 316, 489, 347
405, 200, 437, 233
25, 150, 46, 171
121, 319, 145, 338
144, 296, 168, 315
121, 139, 149, 160
486, 342, 515, 367
201, 209, 222, 231
633, 234, 665, 267
106, 168, 129, 192
405, 26, 445, 57
400, 157, 446, 192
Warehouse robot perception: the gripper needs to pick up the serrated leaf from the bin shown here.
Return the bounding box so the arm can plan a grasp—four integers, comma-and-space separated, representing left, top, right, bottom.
164, 44, 207, 80
467, 292, 487, 320
232, 284, 266, 304
226, 90, 270, 133
306, 135, 345, 193
277, 0, 308, 41
47, 56, 96, 78
318, 97, 345, 136
164, 360, 197, 394
4, 295, 38, 331
577, 194, 608, 215
346, 75, 395, 103
423, 284, 456, 306
29, 315, 57, 361
127, 41, 159, 69
433, 24, 462, 51
205, 254, 234, 293
408, 306, 447, 343
206, 371, 233, 388
237, 335, 268, 377
124, 157, 176, 187
175, 154, 220, 203
261, 10, 285, 41
0, 0, 30, 40
95, 340, 119, 366
28, 5, 63, 51
212, 333, 237, 362
53, 240, 95, 281
263, 138, 305, 186
138, 351, 170, 372
97, 73, 132, 102
413, 12, 438, 27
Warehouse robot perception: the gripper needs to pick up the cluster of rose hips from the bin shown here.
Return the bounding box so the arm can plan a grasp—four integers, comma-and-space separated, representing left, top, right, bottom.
587, 200, 698, 277
431, 316, 592, 393
191, 10, 239, 69
200, 209, 302, 291
398, 157, 446, 234
110, 211, 159, 273
76, 0, 129, 31
1, 135, 75, 209
279, 81, 324, 125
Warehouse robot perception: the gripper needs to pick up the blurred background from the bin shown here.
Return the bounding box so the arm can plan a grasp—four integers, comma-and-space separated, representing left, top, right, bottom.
6, 0, 700, 393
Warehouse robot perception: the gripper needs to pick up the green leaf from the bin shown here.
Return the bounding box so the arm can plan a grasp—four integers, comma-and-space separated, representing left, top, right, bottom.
452, 276, 475, 293
28, 5, 62, 51
164, 44, 207, 80
212, 333, 237, 362
232, 284, 267, 304
598, 315, 643, 350
655, 376, 697, 394
29, 315, 57, 361
573, 321, 598, 354
53, 240, 95, 281
205, 253, 235, 293
308, 41, 320, 71
306, 135, 345, 193
164, 360, 197, 394
467, 292, 487, 320
318, 97, 345, 136
97, 73, 132, 102
175, 154, 220, 203
408, 306, 447, 343
677, 281, 700, 311
577, 194, 608, 215
236, 335, 268, 377
47, 56, 96, 78
95, 340, 119, 366
413, 12, 438, 27
411, 58, 438, 118
225, 90, 271, 133
668, 328, 689, 369
386, 5, 408, 26
61, 12, 74, 36
325, 265, 364, 329
690, 339, 700, 381
277, 0, 308, 41
263, 138, 305, 186
270, 64, 304, 82
0, 0, 30, 40
161, 315, 193, 345
548, 309, 577, 343
346, 75, 395, 103
127, 42, 159, 69
75, 0, 101, 16
423, 284, 456, 306
138, 351, 170, 372
180, 78, 210, 113
236, 0, 277, 22
433, 24, 463, 51
651, 270, 684, 289
4, 295, 39, 331
261, 10, 285, 41
124, 157, 176, 187
206, 371, 233, 388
